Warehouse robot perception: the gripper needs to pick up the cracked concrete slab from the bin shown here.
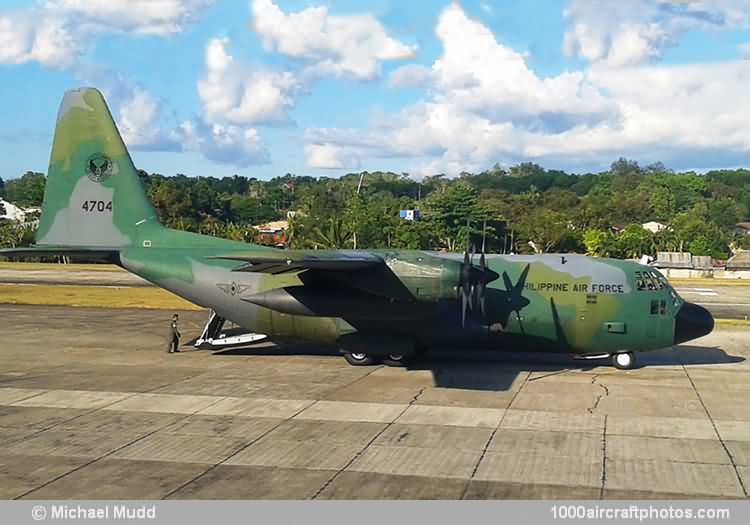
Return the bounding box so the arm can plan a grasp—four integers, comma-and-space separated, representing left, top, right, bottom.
396, 405, 505, 428
606, 458, 745, 497
374, 424, 492, 450
111, 433, 249, 465
162, 415, 282, 439
347, 445, 482, 479
606, 435, 730, 464
167, 465, 335, 499
22, 458, 208, 499
725, 441, 750, 467
0, 453, 89, 499
0, 406, 87, 429
295, 400, 407, 423
225, 438, 363, 470
316, 471, 468, 499
500, 409, 605, 434
0, 387, 46, 405
607, 415, 716, 440
263, 419, 385, 446
1, 305, 749, 499
474, 451, 603, 488
197, 397, 313, 418
488, 429, 602, 458
4, 430, 139, 459
12, 389, 131, 410
103, 393, 224, 415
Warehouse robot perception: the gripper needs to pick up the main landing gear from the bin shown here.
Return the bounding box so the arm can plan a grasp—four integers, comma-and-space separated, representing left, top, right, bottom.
343, 352, 413, 367
612, 351, 636, 370
342, 349, 421, 367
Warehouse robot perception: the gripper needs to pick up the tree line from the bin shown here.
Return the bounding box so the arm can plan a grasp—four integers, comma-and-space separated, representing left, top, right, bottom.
2, 158, 750, 259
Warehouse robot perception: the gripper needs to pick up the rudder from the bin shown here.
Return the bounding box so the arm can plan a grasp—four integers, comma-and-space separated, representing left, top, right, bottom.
36, 87, 160, 249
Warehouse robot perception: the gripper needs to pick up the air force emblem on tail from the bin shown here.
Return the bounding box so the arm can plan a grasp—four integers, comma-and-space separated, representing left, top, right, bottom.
86, 153, 114, 182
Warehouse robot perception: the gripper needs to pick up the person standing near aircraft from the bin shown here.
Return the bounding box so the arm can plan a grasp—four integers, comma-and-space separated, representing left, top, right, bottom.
167, 314, 181, 353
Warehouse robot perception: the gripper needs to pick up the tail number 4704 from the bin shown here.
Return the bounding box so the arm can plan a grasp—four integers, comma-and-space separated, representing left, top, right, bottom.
81, 200, 112, 212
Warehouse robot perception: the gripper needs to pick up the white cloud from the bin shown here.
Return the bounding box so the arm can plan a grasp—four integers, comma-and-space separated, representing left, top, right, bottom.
741, 42, 750, 59
250, 0, 416, 80
304, 3, 750, 174
73, 62, 268, 167
563, 0, 750, 67
0, 11, 82, 68
0, 1, 214, 67
388, 64, 433, 88
46, 0, 215, 36
304, 143, 361, 170
198, 37, 302, 126
172, 118, 270, 167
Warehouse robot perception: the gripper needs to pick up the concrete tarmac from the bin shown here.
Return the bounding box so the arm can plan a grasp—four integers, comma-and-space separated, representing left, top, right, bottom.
0, 304, 748, 499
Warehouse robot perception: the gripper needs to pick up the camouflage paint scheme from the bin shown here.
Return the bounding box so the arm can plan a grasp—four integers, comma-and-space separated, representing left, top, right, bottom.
2, 88, 710, 361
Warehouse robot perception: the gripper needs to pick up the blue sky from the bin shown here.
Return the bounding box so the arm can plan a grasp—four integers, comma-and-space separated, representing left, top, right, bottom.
2, 0, 750, 180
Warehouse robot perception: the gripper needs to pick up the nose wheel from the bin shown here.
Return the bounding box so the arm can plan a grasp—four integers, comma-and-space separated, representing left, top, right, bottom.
612, 351, 636, 370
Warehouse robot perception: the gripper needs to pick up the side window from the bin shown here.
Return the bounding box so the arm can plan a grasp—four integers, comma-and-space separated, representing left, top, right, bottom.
650, 300, 659, 315
659, 299, 666, 315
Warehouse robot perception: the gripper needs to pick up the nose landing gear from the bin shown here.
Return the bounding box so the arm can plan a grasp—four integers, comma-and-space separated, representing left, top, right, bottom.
612, 351, 636, 370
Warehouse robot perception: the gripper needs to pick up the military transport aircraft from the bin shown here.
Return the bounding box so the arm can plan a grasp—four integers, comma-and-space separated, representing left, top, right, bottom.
1, 88, 715, 370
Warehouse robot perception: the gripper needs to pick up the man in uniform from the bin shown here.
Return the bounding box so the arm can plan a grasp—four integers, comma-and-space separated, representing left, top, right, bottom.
167, 313, 181, 353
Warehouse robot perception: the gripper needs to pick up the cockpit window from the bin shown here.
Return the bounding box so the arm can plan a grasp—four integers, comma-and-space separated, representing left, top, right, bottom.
636, 269, 681, 306
635, 270, 668, 291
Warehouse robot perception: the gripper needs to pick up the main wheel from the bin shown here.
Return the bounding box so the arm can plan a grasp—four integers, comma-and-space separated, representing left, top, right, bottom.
343, 351, 378, 366
612, 351, 636, 370
383, 353, 410, 367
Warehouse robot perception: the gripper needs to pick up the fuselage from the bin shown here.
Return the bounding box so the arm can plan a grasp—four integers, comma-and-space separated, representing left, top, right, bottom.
117, 225, 711, 356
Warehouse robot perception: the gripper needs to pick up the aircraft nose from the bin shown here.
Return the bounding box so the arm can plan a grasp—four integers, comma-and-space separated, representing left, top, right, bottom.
674, 302, 714, 344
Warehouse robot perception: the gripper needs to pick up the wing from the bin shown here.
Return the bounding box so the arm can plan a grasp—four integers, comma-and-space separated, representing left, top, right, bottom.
209, 250, 382, 274
209, 250, 414, 302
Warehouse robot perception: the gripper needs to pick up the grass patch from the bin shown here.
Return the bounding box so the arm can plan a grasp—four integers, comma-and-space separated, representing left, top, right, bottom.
714, 318, 750, 327
0, 261, 125, 272
0, 284, 200, 310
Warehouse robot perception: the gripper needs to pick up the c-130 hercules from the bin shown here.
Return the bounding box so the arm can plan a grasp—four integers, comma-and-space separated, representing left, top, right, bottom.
1, 88, 715, 370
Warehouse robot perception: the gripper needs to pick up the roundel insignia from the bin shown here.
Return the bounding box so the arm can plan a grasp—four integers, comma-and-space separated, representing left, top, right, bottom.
86, 153, 114, 182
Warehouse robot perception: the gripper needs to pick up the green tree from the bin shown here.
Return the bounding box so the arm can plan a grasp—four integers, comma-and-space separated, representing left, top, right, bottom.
583, 229, 615, 257
4, 172, 46, 206
424, 182, 484, 251
615, 224, 654, 258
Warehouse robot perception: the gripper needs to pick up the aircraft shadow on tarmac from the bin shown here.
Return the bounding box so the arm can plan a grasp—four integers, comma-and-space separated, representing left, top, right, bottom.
211, 343, 744, 392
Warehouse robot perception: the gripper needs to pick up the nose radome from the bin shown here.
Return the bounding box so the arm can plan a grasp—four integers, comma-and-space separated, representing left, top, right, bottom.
674, 302, 714, 345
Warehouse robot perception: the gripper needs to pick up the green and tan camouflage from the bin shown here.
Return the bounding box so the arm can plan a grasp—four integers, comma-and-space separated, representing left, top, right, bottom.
1, 88, 715, 369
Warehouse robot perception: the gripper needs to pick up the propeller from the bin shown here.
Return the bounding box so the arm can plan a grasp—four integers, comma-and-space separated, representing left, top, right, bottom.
457, 219, 499, 327
549, 297, 570, 349
500, 263, 531, 331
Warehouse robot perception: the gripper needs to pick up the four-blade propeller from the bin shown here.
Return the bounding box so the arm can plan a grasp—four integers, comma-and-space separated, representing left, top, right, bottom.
457, 221, 500, 327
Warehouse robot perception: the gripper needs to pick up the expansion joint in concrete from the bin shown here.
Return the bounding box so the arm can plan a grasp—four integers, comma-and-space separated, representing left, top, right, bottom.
681, 364, 747, 497
599, 414, 608, 499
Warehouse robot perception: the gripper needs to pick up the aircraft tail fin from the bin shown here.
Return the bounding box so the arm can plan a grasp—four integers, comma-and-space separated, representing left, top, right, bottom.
35, 87, 161, 250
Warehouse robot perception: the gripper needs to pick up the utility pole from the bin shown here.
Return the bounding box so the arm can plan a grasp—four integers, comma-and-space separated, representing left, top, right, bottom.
353, 173, 365, 250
